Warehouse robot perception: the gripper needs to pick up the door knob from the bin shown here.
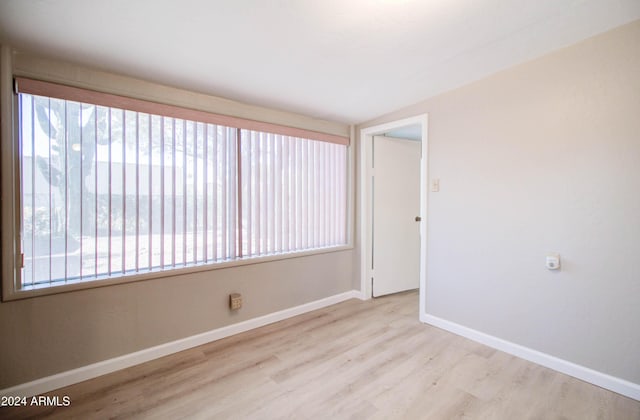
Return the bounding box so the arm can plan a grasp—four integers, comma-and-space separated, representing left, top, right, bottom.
415, 216, 422, 222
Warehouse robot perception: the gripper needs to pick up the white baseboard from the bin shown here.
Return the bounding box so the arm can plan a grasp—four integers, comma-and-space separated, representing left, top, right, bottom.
422, 313, 640, 401
351, 290, 367, 300
1, 290, 361, 398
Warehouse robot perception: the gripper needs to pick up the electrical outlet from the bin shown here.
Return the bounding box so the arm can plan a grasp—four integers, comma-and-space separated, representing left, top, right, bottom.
229, 293, 242, 310
546, 253, 560, 270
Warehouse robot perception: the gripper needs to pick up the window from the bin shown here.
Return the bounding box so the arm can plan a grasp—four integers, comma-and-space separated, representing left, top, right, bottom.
12, 78, 349, 294
240, 129, 347, 257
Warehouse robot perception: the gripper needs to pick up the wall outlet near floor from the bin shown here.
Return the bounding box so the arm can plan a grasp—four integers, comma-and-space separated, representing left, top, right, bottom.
229, 293, 242, 310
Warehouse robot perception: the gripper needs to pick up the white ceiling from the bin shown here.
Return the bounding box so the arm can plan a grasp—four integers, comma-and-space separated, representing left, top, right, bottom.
1, 1, 639, 124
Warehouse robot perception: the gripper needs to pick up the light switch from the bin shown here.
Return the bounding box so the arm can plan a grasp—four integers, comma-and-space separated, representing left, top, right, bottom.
431, 178, 440, 192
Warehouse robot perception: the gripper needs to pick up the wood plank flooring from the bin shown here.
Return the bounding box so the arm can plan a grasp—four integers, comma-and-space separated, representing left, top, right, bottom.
2, 291, 639, 419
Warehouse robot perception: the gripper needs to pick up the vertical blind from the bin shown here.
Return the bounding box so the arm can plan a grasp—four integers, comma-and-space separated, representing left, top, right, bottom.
240, 130, 347, 257
16, 80, 348, 289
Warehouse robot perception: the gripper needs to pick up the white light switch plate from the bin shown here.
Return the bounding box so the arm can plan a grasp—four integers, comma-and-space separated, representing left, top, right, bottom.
431, 178, 440, 192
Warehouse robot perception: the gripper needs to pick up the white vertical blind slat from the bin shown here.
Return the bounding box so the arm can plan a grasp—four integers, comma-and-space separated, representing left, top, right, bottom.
193, 124, 198, 264
261, 133, 268, 254
282, 136, 290, 252
121, 110, 126, 272
30, 96, 35, 285
275, 135, 283, 253
135, 113, 140, 271
268, 134, 275, 254
290, 136, 297, 251
94, 106, 99, 277
212, 125, 218, 261
246, 130, 253, 255
254, 130, 258, 255
229, 127, 237, 259
203, 124, 208, 263
171, 119, 177, 267
295, 137, 302, 250
221, 128, 228, 259
181, 121, 186, 264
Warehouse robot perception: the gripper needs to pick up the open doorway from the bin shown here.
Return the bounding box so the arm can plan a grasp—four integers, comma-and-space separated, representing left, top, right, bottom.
360, 115, 428, 320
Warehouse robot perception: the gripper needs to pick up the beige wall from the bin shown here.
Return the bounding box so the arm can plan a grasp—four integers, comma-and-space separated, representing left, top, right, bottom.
0, 51, 355, 389
0, 251, 354, 388
361, 19, 640, 384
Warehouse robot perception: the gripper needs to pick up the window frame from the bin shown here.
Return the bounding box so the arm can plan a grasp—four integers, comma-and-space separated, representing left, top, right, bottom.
2, 77, 353, 301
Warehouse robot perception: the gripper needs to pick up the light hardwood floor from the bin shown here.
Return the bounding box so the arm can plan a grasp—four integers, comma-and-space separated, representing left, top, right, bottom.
2, 291, 639, 419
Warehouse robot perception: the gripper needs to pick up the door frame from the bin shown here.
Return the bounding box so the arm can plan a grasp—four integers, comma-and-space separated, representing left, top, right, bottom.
359, 114, 428, 321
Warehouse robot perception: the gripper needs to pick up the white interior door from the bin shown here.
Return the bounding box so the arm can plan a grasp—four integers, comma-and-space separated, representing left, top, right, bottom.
372, 136, 421, 297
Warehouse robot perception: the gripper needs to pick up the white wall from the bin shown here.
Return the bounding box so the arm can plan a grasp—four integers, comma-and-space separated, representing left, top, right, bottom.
360, 20, 640, 385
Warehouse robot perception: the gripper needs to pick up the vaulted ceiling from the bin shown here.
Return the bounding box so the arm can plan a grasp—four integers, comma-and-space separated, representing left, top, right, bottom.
1, 0, 639, 124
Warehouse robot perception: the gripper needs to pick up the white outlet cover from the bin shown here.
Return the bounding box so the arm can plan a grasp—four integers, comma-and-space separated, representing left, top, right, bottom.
546, 253, 560, 270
